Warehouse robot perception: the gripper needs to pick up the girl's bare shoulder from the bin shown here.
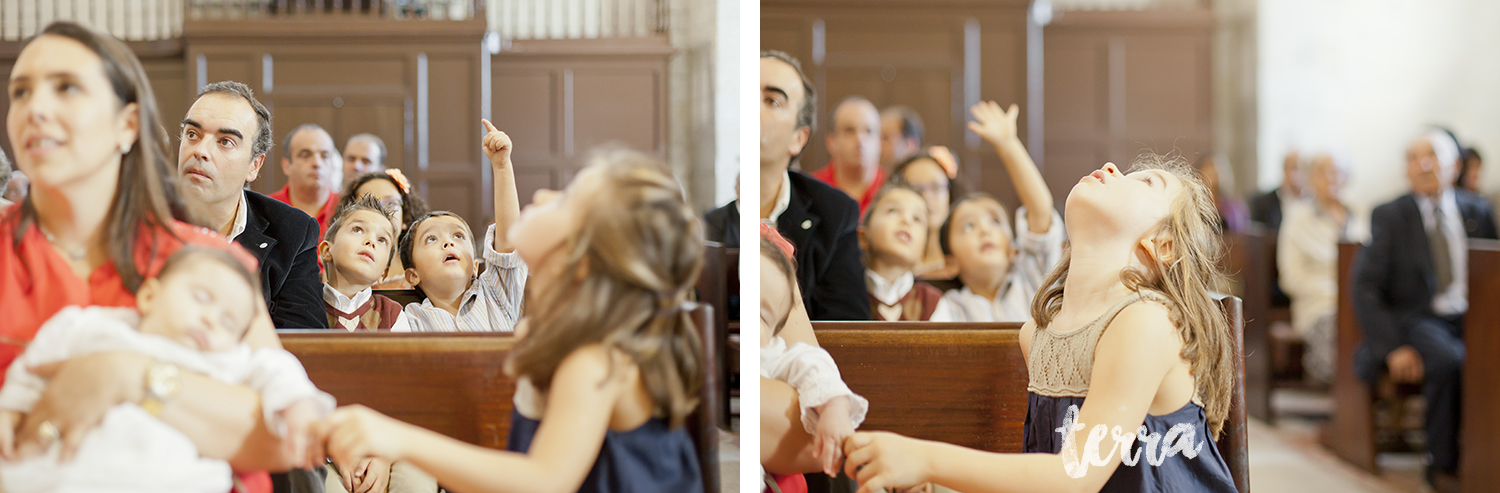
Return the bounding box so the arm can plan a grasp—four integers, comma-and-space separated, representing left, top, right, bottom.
1100, 299, 1179, 348
556, 344, 641, 387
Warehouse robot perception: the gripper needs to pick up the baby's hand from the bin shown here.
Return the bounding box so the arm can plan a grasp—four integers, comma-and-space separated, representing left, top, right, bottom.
813, 396, 855, 477
279, 399, 326, 469
481, 119, 513, 170
324, 405, 409, 465
0, 410, 21, 459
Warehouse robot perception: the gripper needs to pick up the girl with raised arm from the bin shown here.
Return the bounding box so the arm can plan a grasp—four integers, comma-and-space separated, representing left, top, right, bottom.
843, 156, 1237, 493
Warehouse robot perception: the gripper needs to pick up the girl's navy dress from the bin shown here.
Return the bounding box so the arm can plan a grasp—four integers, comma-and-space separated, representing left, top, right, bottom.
506, 380, 703, 493
1023, 291, 1236, 492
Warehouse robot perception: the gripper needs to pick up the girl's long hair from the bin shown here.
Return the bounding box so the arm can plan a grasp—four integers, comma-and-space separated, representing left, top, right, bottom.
506, 148, 705, 428
8, 21, 188, 293
1029, 153, 1235, 437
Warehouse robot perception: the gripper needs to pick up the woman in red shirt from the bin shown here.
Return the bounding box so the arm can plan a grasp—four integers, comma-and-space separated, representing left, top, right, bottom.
1, 22, 319, 490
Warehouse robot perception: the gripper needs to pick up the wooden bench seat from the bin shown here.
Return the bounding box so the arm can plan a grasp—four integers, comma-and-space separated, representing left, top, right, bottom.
279, 304, 722, 492
1325, 239, 1500, 493
812, 296, 1249, 493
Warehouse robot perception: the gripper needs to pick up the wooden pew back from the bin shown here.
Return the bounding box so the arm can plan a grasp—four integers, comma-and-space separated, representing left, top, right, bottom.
813, 322, 1029, 452
813, 296, 1249, 493
280, 304, 721, 493
1323, 241, 1375, 471
283, 331, 516, 446
1461, 240, 1500, 493
1326, 239, 1500, 489
697, 243, 739, 428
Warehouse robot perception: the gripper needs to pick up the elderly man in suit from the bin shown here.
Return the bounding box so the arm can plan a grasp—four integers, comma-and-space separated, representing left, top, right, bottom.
703, 50, 869, 321
1353, 130, 1498, 492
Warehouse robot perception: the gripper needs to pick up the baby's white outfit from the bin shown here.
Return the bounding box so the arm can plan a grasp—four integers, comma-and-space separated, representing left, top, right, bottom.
758, 336, 869, 435
0, 306, 334, 493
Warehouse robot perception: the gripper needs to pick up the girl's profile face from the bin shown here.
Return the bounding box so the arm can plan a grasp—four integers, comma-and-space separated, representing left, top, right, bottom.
509, 166, 600, 283
8, 35, 137, 194
946, 198, 1014, 275
1066, 163, 1183, 240
356, 178, 404, 229
901, 158, 950, 227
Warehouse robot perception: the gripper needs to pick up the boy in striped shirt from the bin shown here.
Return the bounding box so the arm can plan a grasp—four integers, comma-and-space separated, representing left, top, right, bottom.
394, 120, 527, 332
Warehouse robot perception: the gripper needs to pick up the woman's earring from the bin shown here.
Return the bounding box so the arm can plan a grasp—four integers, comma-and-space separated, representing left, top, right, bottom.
120, 143, 132, 155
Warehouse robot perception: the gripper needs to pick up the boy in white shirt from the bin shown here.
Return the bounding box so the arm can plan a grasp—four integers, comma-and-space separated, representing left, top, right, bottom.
929, 100, 1064, 322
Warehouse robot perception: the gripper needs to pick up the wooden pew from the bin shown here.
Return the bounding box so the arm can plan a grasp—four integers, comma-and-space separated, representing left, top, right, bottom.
812, 295, 1250, 493
373, 289, 425, 306
814, 322, 1029, 452
697, 242, 739, 428
1461, 240, 1500, 493
1321, 241, 1377, 472
280, 304, 722, 493
1324, 239, 1500, 484
1234, 229, 1272, 423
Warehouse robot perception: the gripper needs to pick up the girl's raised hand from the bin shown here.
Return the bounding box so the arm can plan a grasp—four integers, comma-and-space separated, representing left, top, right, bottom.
481, 119, 513, 170
843, 431, 929, 493
323, 405, 409, 466
967, 101, 1021, 147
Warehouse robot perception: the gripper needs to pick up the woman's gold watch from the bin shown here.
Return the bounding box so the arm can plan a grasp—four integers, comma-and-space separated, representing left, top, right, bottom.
141, 360, 181, 416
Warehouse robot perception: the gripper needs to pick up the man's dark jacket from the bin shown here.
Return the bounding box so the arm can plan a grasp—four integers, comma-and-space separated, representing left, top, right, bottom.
704, 170, 870, 320
1249, 188, 1285, 230
1352, 190, 1498, 360
237, 190, 327, 329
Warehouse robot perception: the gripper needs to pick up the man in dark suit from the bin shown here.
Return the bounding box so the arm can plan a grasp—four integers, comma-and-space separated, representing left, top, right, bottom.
704, 50, 869, 321
1249, 150, 1303, 231
176, 81, 325, 330
176, 81, 328, 493
1353, 131, 1498, 491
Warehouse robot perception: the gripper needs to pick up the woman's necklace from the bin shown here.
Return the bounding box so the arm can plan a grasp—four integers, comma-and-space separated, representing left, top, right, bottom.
37, 223, 89, 262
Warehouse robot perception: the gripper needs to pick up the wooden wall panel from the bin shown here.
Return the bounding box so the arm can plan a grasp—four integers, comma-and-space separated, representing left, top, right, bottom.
490, 38, 671, 208
427, 54, 481, 169
762, 0, 1036, 211
275, 56, 407, 89
203, 54, 255, 91
185, 19, 488, 225
0, 25, 670, 232
1043, 9, 1214, 213
492, 70, 558, 159
572, 68, 660, 155
141, 57, 189, 138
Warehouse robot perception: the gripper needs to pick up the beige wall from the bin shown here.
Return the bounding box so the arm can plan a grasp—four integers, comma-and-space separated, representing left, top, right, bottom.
1260, 0, 1500, 240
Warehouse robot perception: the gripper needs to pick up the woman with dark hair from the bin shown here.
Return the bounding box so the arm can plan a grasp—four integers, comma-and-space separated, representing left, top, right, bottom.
0, 22, 316, 492
1194, 153, 1250, 234
1456, 147, 1483, 193
337, 169, 429, 288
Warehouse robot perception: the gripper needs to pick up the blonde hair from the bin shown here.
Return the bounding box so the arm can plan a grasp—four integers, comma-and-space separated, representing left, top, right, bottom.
1030, 153, 1235, 437
506, 148, 705, 428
